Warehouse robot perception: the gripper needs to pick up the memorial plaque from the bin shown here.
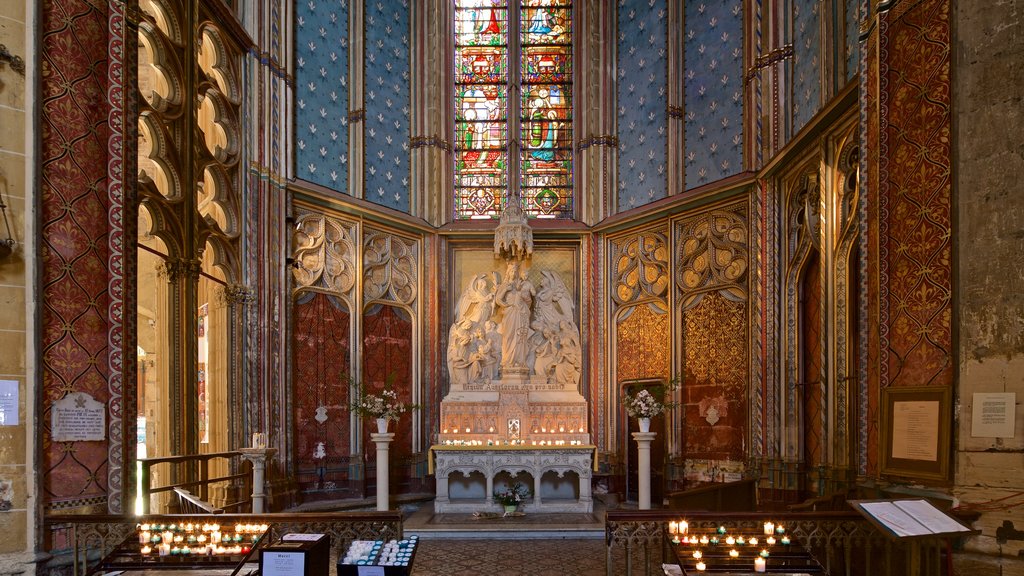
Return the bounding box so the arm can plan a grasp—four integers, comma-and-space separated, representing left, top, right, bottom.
51, 392, 106, 441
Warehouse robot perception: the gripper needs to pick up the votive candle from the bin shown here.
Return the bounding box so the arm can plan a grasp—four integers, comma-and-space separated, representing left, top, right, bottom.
749, 537, 759, 545
766, 536, 776, 545
781, 535, 791, 545
764, 521, 775, 535
754, 557, 766, 572
680, 521, 688, 534
139, 531, 150, 544
669, 521, 679, 534
695, 561, 706, 571
699, 535, 709, 544
759, 549, 770, 558
729, 549, 739, 558
725, 536, 736, 545
692, 551, 702, 559
140, 545, 152, 555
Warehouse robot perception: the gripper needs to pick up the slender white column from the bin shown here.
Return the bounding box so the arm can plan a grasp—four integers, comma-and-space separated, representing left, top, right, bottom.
632, 432, 657, 510
238, 447, 277, 514
371, 433, 395, 511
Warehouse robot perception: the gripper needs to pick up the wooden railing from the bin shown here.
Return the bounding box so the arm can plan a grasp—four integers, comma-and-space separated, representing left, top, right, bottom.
42, 512, 404, 576
138, 451, 250, 514
605, 510, 952, 576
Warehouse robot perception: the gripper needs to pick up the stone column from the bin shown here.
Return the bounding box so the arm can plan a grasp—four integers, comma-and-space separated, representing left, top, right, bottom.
632, 432, 657, 510
371, 433, 395, 511
239, 447, 277, 513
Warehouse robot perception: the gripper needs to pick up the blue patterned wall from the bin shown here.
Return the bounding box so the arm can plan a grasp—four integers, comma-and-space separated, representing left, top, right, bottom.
792, 0, 821, 133
684, 1, 744, 189
845, 0, 860, 82
617, 0, 668, 211
364, 0, 411, 212
295, 0, 349, 192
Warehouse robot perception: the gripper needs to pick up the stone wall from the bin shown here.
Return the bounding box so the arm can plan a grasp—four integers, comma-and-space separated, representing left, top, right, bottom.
954, 0, 1024, 560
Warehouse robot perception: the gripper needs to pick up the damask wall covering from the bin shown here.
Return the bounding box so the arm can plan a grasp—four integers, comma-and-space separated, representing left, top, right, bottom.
684, 0, 744, 188
295, 0, 349, 191
616, 0, 668, 210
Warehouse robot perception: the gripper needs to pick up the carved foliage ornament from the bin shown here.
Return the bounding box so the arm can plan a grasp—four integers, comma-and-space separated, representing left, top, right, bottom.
292, 213, 357, 295
676, 208, 748, 309
363, 229, 417, 305
611, 231, 669, 306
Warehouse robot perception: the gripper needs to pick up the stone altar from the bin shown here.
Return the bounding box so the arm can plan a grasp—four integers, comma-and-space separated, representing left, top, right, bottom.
434, 198, 593, 513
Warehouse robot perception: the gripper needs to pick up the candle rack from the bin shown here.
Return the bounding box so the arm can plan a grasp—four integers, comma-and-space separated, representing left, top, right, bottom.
666, 520, 823, 574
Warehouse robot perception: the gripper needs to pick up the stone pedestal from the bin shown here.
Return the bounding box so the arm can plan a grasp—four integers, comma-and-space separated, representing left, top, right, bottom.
632, 432, 656, 510
238, 447, 277, 513
371, 432, 395, 511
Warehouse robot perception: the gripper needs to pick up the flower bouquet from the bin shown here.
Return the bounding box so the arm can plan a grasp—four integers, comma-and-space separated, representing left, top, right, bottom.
350, 376, 419, 432
493, 481, 531, 513
624, 381, 677, 432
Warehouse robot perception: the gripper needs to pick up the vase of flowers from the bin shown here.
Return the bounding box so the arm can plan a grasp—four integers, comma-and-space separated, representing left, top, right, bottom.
350, 378, 419, 432
493, 481, 531, 515
624, 382, 677, 433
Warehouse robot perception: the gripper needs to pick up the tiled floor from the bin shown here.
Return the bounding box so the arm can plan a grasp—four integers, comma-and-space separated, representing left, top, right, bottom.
410, 538, 645, 576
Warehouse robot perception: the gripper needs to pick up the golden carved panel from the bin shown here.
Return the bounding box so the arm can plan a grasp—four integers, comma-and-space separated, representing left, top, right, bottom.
616, 303, 670, 382
611, 230, 669, 305
676, 206, 748, 309
684, 291, 746, 387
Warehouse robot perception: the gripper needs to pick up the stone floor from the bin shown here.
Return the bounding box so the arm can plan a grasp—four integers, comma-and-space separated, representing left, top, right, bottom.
410, 538, 644, 576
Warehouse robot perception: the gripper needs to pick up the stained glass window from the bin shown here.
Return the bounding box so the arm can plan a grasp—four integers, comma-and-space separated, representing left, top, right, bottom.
455, 0, 573, 219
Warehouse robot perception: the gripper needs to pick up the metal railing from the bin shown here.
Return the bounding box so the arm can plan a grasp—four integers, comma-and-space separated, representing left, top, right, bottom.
138, 451, 250, 514
42, 512, 404, 576
605, 510, 951, 576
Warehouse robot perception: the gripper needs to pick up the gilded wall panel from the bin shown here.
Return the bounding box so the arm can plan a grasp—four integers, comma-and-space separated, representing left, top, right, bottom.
682, 292, 747, 460
674, 202, 750, 463
615, 304, 671, 383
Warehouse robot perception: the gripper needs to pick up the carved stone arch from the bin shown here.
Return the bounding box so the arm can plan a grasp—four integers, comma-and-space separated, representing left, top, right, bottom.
201, 235, 240, 286
138, 112, 184, 199
782, 168, 825, 486
363, 229, 419, 305
674, 206, 749, 309
610, 229, 670, 307
140, 0, 185, 45
292, 213, 358, 296
197, 87, 241, 165
198, 24, 241, 104
139, 197, 186, 258
836, 138, 860, 240
198, 163, 240, 238
137, 21, 185, 115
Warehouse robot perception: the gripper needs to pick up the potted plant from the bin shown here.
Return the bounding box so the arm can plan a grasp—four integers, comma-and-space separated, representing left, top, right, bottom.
350, 376, 419, 433
493, 481, 531, 515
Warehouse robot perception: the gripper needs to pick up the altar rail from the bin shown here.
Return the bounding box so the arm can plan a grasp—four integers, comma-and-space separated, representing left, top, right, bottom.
605, 510, 950, 576
42, 512, 403, 576
139, 450, 251, 514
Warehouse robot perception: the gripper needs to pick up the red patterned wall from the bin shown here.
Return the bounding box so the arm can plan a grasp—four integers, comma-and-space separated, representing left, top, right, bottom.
293, 293, 352, 498
865, 0, 952, 477
40, 0, 112, 509
801, 253, 823, 470
682, 292, 747, 461
362, 305, 414, 473
882, 0, 953, 389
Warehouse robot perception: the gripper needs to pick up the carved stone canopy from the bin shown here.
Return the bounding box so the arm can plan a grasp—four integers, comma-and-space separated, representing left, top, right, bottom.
493, 200, 534, 261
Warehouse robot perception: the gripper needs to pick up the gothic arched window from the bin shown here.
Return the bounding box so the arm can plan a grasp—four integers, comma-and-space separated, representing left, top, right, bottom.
454, 0, 573, 220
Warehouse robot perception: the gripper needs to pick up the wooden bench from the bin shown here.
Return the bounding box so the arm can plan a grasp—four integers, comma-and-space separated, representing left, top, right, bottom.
666, 478, 758, 512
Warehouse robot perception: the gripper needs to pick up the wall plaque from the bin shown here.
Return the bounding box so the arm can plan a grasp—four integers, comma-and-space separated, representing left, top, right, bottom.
51, 392, 106, 441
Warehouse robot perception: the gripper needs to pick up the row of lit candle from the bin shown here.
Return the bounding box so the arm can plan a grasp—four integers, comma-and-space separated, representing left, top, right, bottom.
137, 523, 268, 534
442, 426, 587, 434
139, 531, 257, 545
140, 543, 249, 556
440, 439, 585, 446
668, 521, 787, 537
693, 557, 766, 572
673, 534, 789, 546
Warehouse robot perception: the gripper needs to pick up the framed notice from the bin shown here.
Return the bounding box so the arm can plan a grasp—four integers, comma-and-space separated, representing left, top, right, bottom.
881, 386, 951, 482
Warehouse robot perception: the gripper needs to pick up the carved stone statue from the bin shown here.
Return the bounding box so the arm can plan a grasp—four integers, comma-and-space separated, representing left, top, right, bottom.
495, 262, 535, 372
